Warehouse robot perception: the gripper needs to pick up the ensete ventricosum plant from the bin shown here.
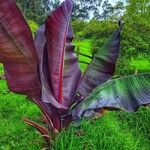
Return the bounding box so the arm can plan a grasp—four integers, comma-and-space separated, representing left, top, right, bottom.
0, 0, 150, 147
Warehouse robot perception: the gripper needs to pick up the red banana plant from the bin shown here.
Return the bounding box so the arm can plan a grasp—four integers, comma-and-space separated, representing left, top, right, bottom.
0, 0, 150, 147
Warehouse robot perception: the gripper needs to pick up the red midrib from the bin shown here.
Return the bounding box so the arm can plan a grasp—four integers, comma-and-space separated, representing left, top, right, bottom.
58, 29, 67, 105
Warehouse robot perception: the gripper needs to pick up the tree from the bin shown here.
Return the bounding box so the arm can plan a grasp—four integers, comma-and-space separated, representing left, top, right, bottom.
72, 0, 103, 20
16, 0, 61, 25
112, 1, 124, 19
100, 0, 114, 20
126, 0, 150, 16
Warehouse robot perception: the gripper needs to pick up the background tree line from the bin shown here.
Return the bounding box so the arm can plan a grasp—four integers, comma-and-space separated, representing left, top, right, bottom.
16, 0, 150, 76
16, 0, 125, 23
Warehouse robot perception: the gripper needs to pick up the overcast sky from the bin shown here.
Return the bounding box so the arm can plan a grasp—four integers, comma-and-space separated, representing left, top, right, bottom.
59, 0, 126, 5
59, 0, 126, 19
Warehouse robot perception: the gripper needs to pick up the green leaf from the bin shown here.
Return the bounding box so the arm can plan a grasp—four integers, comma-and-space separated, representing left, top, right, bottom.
73, 73, 150, 118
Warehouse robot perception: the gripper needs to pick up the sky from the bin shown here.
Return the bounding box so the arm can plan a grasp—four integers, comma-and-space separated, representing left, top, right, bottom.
59, 0, 126, 5
59, 0, 126, 19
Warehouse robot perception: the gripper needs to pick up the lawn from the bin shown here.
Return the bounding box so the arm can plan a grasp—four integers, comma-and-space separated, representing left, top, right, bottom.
0, 40, 150, 149
0, 79, 150, 150
0, 63, 4, 75
74, 39, 92, 72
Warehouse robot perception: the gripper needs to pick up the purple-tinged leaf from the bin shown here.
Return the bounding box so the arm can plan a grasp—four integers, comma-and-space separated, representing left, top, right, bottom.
34, 24, 79, 130
23, 117, 50, 146
63, 25, 81, 107
45, 0, 73, 106
0, 0, 40, 99
72, 73, 150, 118
34, 25, 65, 109
74, 21, 123, 102
34, 23, 80, 109
61, 113, 72, 128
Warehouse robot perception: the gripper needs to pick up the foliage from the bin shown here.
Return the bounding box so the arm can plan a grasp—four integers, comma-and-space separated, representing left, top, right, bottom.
126, 0, 150, 17
16, 0, 62, 25
16, 0, 125, 22
71, 0, 150, 77
84, 19, 117, 39
0, 0, 150, 148
0, 80, 149, 149
129, 56, 150, 72
72, 0, 103, 20
27, 20, 39, 36
0, 64, 4, 75
74, 39, 92, 72
72, 15, 150, 76
53, 107, 150, 150
71, 19, 87, 38
16, 0, 47, 25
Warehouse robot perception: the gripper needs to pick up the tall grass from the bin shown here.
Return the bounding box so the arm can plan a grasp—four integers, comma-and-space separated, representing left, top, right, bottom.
0, 80, 43, 149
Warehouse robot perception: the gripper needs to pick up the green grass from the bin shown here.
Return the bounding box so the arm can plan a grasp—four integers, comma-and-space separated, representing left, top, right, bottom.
130, 58, 150, 72
74, 39, 92, 72
0, 80, 44, 149
52, 108, 150, 150
0, 79, 150, 149
0, 39, 150, 149
0, 63, 4, 75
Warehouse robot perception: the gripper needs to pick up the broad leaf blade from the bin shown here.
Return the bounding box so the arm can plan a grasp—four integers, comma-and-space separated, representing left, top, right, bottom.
0, 0, 40, 98
74, 21, 123, 102
63, 25, 81, 107
34, 24, 79, 129
73, 73, 150, 118
45, 0, 73, 105
34, 25, 65, 109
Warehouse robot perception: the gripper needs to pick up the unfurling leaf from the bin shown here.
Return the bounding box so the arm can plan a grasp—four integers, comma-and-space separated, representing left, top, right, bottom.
34, 25, 64, 109
34, 0, 75, 131
45, 0, 73, 106
34, 24, 81, 109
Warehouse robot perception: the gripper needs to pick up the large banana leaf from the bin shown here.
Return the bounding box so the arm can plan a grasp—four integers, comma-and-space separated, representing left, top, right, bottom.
34, 24, 80, 130
35, 25, 81, 108
34, 25, 63, 109
72, 73, 150, 118
34, 0, 74, 130
34, 0, 74, 109
0, 0, 40, 98
45, 0, 73, 106
35, 24, 66, 109
74, 21, 123, 102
